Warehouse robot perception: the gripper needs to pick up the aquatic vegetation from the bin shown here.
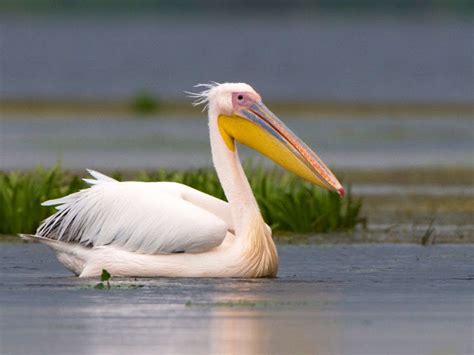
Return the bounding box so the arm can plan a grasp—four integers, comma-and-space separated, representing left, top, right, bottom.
0, 165, 365, 235
94, 269, 111, 290
0, 166, 84, 235
139, 164, 365, 234
89, 269, 145, 289
131, 89, 161, 114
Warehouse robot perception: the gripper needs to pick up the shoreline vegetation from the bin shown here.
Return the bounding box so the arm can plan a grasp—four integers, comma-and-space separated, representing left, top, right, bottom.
1, 97, 473, 117
0, 165, 365, 236
1, 166, 473, 244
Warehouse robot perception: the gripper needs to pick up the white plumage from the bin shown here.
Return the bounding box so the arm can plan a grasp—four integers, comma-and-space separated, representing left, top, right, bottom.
38, 170, 230, 254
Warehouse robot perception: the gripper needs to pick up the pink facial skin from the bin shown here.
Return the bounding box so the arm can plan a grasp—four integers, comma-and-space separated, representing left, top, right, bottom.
232, 92, 261, 112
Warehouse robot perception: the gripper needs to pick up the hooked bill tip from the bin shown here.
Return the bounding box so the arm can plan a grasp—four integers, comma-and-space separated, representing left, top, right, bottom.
338, 187, 345, 197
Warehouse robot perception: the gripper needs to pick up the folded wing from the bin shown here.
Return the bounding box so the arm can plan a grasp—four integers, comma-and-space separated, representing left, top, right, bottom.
37, 171, 230, 254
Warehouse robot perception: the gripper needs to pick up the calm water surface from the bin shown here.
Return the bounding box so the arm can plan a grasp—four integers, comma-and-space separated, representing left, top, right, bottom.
0, 243, 473, 355
1, 115, 472, 170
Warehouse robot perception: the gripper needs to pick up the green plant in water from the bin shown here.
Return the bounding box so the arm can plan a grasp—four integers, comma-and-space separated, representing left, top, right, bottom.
131, 89, 161, 114
0, 165, 365, 236
94, 269, 111, 290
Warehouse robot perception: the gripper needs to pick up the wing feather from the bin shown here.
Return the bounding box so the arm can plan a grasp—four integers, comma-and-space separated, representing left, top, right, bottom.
86, 169, 118, 183
37, 172, 229, 254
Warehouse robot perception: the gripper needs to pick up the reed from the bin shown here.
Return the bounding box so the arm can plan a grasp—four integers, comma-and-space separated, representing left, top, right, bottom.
0, 166, 83, 235
0, 165, 365, 235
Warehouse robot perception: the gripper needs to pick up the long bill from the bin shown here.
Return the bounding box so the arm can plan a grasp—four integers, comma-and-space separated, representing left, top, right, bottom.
218, 101, 345, 196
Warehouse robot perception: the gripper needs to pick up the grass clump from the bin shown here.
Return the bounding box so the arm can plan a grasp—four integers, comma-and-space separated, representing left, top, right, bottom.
131, 89, 161, 114
0, 165, 365, 235
0, 166, 84, 235
140, 165, 365, 234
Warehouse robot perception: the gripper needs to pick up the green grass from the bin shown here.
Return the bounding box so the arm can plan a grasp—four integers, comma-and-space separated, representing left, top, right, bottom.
0, 165, 365, 235
131, 90, 161, 114
0, 166, 84, 235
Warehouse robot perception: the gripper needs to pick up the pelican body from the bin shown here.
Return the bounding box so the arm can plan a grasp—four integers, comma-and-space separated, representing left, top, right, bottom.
23, 83, 343, 278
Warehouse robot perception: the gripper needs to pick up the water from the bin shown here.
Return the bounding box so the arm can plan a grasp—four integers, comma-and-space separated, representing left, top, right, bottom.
0, 243, 472, 355
1, 15, 472, 102
1, 115, 472, 170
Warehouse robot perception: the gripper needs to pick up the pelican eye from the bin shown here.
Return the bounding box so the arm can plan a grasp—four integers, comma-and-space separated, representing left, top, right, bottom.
237, 95, 244, 101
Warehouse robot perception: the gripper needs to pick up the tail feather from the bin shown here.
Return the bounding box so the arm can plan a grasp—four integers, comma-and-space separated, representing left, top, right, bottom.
19, 234, 90, 275
19, 233, 45, 242
19, 233, 67, 247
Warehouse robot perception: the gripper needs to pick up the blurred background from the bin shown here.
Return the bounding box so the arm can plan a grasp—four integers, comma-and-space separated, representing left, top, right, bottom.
0, 0, 473, 235
0, 0, 472, 170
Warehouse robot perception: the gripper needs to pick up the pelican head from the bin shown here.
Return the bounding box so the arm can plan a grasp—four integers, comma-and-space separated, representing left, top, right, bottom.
191, 82, 344, 196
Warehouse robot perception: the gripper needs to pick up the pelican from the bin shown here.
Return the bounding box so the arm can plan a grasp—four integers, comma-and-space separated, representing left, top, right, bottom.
22, 83, 344, 278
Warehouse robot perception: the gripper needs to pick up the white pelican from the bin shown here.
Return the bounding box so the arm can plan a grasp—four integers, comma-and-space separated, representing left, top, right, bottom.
22, 83, 344, 278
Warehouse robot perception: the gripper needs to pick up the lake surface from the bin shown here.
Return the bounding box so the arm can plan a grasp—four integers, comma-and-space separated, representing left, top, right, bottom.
0, 243, 472, 355
1, 115, 472, 170
1, 15, 472, 102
